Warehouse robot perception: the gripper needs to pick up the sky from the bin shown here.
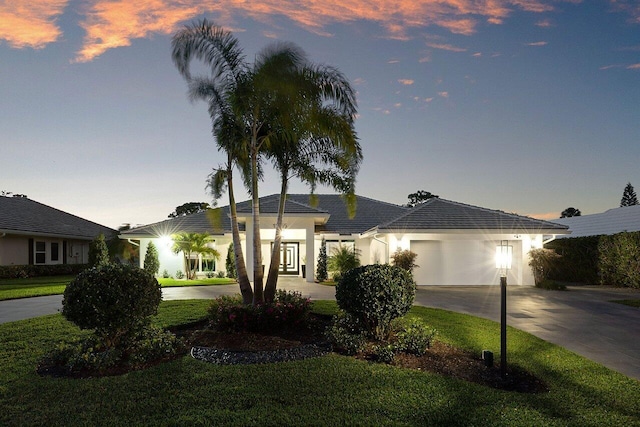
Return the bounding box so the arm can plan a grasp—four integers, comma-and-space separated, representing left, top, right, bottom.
1, 0, 639, 229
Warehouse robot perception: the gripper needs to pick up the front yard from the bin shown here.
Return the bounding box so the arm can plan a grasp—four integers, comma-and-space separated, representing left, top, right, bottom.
1, 300, 638, 426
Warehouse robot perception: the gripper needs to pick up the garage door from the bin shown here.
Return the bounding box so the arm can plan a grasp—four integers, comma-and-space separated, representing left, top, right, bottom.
410, 241, 442, 286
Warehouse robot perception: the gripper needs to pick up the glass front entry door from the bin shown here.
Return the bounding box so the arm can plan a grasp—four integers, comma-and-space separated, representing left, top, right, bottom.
278, 242, 299, 275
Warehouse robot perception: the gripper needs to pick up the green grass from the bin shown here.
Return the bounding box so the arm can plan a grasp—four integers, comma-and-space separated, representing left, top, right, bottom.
0, 276, 236, 301
1, 301, 639, 426
611, 299, 640, 308
0, 275, 74, 301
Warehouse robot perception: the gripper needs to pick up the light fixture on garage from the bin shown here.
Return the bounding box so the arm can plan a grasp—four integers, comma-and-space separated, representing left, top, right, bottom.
496, 240, 512, 379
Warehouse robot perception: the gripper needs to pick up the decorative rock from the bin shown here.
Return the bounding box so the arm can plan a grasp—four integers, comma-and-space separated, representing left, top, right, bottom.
191, 342, 332, 365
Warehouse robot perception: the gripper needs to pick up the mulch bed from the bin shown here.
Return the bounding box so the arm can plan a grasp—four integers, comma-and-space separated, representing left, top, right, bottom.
38, 314, 548, 393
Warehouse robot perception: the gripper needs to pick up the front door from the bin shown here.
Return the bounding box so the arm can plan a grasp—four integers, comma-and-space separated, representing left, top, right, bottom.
278, 242, 299, 275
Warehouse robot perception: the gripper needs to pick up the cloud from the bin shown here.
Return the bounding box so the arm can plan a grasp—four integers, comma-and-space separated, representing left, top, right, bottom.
627, 63, 640, 69
0, 0, 67, 49
526, 41, 548, 46
535, 18, 553, 28
3, 1, 571, 61
387, 59, 400, 64
426, 42, 467, 52
398, 79, 414, 85
438, 91, 449, 98
528, 212, 559, 220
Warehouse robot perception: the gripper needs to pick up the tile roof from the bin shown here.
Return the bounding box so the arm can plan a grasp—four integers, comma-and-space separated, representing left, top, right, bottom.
0, 196, 116, 240
120, 194, 569, 238
551, 204, 640, 238
373, 198, 569, 233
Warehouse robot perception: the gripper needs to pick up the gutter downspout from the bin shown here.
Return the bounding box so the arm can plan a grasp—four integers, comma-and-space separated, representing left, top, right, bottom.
372, 234, 389, 263
542, 235, 557, 246
127, 239, 140, 247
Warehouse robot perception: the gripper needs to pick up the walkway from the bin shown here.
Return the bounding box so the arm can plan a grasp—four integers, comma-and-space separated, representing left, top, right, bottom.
1, 280, 639, 380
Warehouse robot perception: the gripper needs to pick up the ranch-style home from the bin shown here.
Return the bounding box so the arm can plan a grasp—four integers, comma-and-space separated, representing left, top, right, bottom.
0, 195, 116, 266
122, 194, 569, 286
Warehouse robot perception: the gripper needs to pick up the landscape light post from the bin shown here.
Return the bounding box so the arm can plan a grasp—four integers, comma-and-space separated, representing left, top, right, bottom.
496, 240, 512, 379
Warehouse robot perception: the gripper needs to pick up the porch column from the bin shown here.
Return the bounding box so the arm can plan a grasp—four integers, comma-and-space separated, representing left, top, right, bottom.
306, 224, 315, 283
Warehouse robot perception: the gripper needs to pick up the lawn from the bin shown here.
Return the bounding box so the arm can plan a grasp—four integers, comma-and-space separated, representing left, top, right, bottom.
0, 276, 236, 301
1, 300, 639, 426
611, 299, 640, 308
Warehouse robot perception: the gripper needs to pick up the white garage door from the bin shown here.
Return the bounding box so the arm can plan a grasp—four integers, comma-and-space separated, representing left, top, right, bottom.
410, 241, 442, 286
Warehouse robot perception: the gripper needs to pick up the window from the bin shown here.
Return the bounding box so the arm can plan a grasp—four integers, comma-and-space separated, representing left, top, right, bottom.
51, 242, 59, 262
35, 241, 46, 264
326, 239, 356, 255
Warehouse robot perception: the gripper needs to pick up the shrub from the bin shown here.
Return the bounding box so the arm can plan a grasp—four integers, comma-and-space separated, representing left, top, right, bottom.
0, 264, 87, 279
208, 290, 311, 333
175, 270, 185, 279
88, 233, 110, 268
599, 231, 640, 288
162, 269, 171, 278
143, 242, 160, 276
528, 248, 561, 286
536, 279, 567, 291
316, 238, 328, 282
216, 271, 226, 278
373, 344, 396, 364
391, 249, 419, 273
336, 264, 416, 340
396, 319, 436, 356
226, 242, 236, 279
325, 311, 367, 355
546, 236, 599, 284
62, 264, 162, 349
328, 244, 361, 281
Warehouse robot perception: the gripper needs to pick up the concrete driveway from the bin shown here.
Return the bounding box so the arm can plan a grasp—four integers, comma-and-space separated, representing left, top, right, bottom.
1, 280, 639, 380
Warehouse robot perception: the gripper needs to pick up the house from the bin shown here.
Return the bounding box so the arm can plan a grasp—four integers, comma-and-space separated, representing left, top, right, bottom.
551, 205, 640, 238
120, 194, 569, 286
0, 195, 116, 266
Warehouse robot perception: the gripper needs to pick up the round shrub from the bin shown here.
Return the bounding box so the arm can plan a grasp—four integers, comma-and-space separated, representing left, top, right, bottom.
62, 264, 162, 348
335, 264, 416, 340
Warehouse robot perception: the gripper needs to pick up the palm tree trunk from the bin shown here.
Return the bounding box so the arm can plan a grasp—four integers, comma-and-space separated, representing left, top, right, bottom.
265, 177, 288, 302
251, 131, 264, 305
227, 167, 252, 304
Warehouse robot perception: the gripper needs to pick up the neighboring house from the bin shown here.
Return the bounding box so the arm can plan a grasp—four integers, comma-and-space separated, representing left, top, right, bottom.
121, 194, 568, 286
551, 205, 640, 238
0, 196, 116, 266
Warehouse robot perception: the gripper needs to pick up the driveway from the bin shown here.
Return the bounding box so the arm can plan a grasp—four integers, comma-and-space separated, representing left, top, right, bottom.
1, 281, 639, 380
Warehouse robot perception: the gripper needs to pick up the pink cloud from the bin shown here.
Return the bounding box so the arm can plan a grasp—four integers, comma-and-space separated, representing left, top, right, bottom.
527, 41, 548, 46
426, 42, 467, 52
0, 0, 67, 49
398, 79, 414, 85
627, 63, 640, 69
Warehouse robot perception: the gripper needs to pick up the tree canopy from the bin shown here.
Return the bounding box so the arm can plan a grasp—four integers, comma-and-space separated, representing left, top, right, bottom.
560, 207, 581, 218
168, 202, 210, 218
406, 190, 439, 207
620, 182, 639, 207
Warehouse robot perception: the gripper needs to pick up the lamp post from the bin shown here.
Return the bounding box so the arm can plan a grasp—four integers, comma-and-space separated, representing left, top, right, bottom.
496, 240, 512, 379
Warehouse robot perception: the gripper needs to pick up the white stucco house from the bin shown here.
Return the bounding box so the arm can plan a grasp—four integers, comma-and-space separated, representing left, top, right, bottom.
120, 194, 569, 286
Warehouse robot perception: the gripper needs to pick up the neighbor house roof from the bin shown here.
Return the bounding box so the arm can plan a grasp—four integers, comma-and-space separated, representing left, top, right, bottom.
551, 204, 640, 238
0, 196, 116, 240
368, 198, 569, 234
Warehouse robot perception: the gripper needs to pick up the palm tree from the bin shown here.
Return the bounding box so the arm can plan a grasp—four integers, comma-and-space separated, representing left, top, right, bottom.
171, 20, 254, 302
262, 52, 361, 301
171, 232, 220, 280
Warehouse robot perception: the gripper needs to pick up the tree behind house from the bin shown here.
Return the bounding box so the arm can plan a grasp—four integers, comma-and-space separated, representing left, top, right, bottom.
560, 207, 581, 218
620, 182, 639, 207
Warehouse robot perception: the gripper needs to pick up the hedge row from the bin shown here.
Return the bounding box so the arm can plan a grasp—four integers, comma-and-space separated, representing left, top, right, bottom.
545, 236, 600, 285
0, 264, 88, 279
545, 231, 640, 288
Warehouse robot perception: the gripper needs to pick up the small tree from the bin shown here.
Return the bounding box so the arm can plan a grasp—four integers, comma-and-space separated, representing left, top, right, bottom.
528, 249, 561, 286
316, 238, 328, 282
168, 202, 210, 218
171, 232, 220, 280
560, 207, 581, 218
328, 244, 361, 281
226, 242, 236, 279
88, 233, 109, 268
391, 249, 419, 273
620, 182, 639, 207
143, 242, 160, 276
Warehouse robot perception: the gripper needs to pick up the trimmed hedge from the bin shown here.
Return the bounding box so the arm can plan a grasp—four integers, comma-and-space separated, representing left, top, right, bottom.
0, 264, 88, 279
545, 236, 600, 284
599, 232, 640, 288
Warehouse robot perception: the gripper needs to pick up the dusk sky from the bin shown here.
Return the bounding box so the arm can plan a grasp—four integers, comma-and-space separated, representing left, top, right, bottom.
1, 0, 639, 229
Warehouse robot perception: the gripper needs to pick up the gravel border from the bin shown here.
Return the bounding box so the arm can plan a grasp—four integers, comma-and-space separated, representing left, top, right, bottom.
191, 342, 332, 365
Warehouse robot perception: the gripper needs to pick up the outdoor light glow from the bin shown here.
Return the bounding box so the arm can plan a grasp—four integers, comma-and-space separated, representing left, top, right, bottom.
159, 235, 172, 248
495, 243, 513, 270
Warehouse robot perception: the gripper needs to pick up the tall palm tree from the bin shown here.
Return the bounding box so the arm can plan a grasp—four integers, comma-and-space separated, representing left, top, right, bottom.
262, 57, 362, 301
171, 20, 254, 302
171, 232, 220, 280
